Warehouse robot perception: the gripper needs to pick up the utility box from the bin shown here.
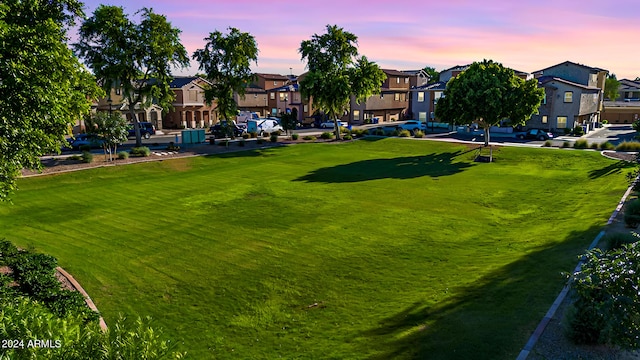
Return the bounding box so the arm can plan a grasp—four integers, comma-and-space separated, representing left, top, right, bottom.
181, 129, 205, 144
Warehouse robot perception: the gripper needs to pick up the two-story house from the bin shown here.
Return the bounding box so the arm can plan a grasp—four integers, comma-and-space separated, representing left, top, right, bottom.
163, 77, 217, 129
348, 69, 413, 125
235, 84, 269, 117
409, 81, 446, 123
528, 61, 608, 132
93, 81, 164, 131
601, 78, 640, 124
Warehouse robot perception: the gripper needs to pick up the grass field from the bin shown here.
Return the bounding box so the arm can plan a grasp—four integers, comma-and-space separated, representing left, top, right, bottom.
0, 138, 634, 359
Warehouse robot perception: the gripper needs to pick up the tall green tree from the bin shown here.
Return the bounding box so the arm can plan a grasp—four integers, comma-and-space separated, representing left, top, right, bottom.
0, 0, 100, 201
74, 6, 189, 147
85, 112, 129, 162
435, 60, 544, 160
299, 25, 386, 140
192, 27, 259, 131
604, 73, 621, 101
422, 66, 440, 83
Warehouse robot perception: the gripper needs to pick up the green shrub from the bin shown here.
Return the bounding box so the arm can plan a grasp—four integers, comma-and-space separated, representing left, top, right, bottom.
624, 199, 640, 227
562, 141, 571, 148
567, 243, 640, 348
81, 151, 93, 163
543, 140, 552, 147
563, 127, 572, 135
79, 144, 91, 152
320, 132, 334, 139
67, 155, 82, 161
389, 129, 400, 137
573, 139, 589, 149
270, 133, 279, 142
291, 133, 299, 140
573, 125, 585, 136
343, 134, 353, 140
616, 141, 640, 151
374, 129, 385, 136
599, 141, 615, 150
117, 151, 129, 160
302, 135, 316, 141
590, 142, 599, 150
602, 120, 608, 125
414, 130, 425, 138
602, 233, 637, 251
130, 146, 151, 157
398, 129, 411, 137
340, 126, 349, 134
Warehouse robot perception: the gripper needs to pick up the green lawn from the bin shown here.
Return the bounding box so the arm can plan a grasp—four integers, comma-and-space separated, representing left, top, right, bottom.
0, 138, 633, 359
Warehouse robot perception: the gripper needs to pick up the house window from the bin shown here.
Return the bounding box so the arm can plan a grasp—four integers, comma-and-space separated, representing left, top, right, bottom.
303, 105, 308, 112
396, 77, 400, 84
564, 91, 573, 103
274, 81, 278, 86
434, 91, 443, 100
542, 115, 548, 124
418, 112, 427, 121
404, 77, 409, 84
115, 88, 121, 95
417, 92, 425, 102
543, 95, 547, 104
557, 116, 567, 129
270, 92, 275, 100
189, 90, 197, 101
394, 93, 400, 101
353, 110, 360, 121
279, 92, 287, 101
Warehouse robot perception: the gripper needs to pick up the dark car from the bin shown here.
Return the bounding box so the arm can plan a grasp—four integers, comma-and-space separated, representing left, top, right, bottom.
516, 129, 553, 141
71, 134, 105, 150
210, 121, 247, 138
127, 122, 156, 139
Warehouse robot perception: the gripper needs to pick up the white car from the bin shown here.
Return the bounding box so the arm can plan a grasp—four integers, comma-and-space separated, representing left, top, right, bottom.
319, 120, 347, 129
396, 120, 427, 133
256, 118, 284, 136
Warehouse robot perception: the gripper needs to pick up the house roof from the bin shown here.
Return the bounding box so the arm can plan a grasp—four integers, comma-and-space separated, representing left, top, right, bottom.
412, 81, 447, 91
620, 79, 640, 91
271, 84, 299, 92
533, 60, 608, 75
169, 76, 211, 89
382, 69, 412, 77
439, 64, 470, 73
255, 73, 290, 81
537, 76, 601, 91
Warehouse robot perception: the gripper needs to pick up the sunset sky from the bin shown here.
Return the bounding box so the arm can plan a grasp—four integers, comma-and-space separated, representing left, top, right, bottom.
77, 0, 640, 80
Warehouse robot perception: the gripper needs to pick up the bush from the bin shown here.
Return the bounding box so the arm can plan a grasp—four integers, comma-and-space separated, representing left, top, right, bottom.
624, 199, 640, 227
291, 133, 299, 140
573, 125, 585, 136
270, 133, 279, 142
130, 146, 151, 157
302, 135, 316, 141
602, 120, 609, 125
567, 243, 640, 348
543, 140, 552, 147
117, 151, 129, 160
414, 130, 424, 138
590, 142, 599, 150
343, 134, 353, 140
81, 151, 93, 163
602, 233, 638, 251
616, 141, 640, 151
562, 141, 571, 148
563, 127, 572, 135
320, 132, 334, 139
375, 129, 385, 136
166, 142, 180, 151
339, 126, 349, 134
398, 130, 411, 137
600, 141, 615, 150
67, 155, 82, 161
573, 139, 589, 149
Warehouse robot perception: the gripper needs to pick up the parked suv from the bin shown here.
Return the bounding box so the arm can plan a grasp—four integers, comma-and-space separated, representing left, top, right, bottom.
210, 121, 247, 138
128, 122, 156, 139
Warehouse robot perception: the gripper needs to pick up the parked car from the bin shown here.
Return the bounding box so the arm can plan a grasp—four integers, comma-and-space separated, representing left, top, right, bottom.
127, 122, 156, 139
247, 118, 283, 136
515, 129, 553, 141
396, 120, 427, 133
210, 120, 247, 138
71, 134, 105, 150
319, 120, 347, 129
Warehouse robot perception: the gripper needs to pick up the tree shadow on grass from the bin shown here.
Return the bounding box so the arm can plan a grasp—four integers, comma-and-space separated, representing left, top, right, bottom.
588, 160, 636, 179
355, 225, 604, 360
294, 151, 475, 183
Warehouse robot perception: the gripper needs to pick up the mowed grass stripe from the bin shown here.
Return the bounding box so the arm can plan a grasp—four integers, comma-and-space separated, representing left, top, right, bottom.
0, 139, 633, 359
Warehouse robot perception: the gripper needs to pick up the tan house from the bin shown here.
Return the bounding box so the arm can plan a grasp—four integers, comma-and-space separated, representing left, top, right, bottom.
163, 77, 217, 129
92, 83, 163, 131
348, 69, 413, 125
235, 84, 269, 117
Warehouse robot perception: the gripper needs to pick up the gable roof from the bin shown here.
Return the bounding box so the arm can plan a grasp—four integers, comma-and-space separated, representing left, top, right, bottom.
412, 81, 447, 91
620, 79, 640, 90
271, 84, 299, 92
382, 69, 411, 77
255, 73, 290, 81
537, 76, 600, 91
169, 76, 211, 89
533, 61, 608, 75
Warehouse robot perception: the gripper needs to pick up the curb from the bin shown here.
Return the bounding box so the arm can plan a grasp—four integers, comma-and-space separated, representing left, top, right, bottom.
516, 177, 637, 359
56, 266, 108, 331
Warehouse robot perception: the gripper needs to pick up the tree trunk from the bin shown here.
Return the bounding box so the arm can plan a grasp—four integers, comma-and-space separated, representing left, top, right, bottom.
483, 126, 490, 147
128, 106, 142, 147
332, 112, 341, 140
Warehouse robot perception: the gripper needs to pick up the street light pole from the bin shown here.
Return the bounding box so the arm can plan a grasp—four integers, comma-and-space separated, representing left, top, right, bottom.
107, 97, 113, 116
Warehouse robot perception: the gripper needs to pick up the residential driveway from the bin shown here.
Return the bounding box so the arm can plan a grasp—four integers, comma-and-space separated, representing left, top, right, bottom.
583, 124, 636, 145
